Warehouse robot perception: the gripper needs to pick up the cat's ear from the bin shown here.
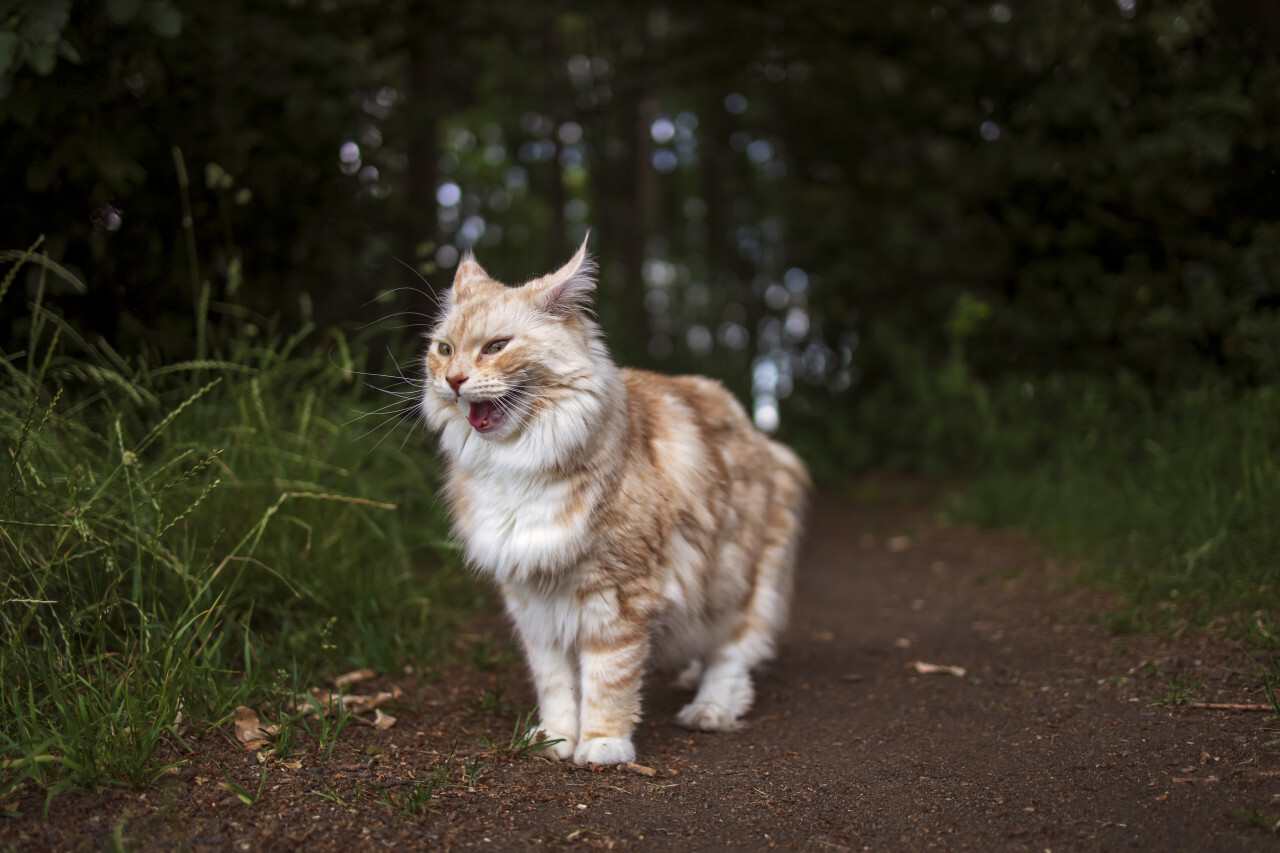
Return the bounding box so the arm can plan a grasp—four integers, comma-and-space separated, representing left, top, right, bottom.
532, 233, 597, 318
451, 251, 489, 299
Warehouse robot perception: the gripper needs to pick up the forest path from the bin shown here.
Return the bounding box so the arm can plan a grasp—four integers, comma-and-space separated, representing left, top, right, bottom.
10, 482, 1278, 851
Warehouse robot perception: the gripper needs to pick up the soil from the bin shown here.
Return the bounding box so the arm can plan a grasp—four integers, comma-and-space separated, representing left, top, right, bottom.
7, 481, 1279, 851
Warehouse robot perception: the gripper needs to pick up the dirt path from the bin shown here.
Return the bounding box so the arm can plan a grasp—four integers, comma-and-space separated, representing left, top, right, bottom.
9, 486, 1279, 851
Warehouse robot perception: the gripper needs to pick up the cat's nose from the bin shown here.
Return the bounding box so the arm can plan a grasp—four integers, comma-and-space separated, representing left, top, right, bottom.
447, 374, 468, 394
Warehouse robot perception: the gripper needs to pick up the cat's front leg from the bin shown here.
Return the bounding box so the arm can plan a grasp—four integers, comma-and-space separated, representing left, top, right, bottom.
574, 621, 650, 766
503, 586, 578, 761
522, 639, 579, 760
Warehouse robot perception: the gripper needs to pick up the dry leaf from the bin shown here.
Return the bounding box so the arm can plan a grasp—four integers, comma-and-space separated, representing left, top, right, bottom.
334, 667, 376, 688
234, 706, 272, 743
887, 536, 911, 552
242, 738, 271, 751
624, 762, 656, 777
911, 661, 967, 677
374, 709, 397, 730
343, 687, 403, 714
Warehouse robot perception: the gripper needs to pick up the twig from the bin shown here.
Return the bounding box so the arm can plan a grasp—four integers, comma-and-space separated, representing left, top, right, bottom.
1189, 702, 1272, 712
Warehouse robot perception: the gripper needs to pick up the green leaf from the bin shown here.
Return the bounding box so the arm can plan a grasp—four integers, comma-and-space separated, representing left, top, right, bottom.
145, 2, 182, 39
105, 0, 144, 24
55, 38, 79, 64
0, 32, 17, 75
26, 43, 56, 76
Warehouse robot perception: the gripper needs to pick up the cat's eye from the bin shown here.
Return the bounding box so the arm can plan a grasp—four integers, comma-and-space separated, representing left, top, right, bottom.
483, 339, 509, 355
437, 342, 453, 357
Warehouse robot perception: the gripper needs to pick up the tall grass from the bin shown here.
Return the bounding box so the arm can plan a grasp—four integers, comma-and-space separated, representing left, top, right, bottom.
0, 246, 467, 798
946, 375, 1279, 635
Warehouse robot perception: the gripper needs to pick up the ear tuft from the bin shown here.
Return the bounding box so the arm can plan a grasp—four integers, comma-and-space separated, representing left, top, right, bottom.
536, 234, 597, 318
452, 251, 489, 298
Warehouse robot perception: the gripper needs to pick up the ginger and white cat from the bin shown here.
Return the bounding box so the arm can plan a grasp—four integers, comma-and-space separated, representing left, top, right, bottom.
420, 238, 808, 766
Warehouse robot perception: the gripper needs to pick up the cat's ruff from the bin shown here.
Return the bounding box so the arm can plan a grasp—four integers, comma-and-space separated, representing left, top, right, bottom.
421, 236, 809, 766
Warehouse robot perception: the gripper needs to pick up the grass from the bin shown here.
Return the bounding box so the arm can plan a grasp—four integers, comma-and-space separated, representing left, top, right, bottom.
936, 373, 1280, 722
0, 245, 478, 799
941, 375, 1279, 637
475, 710, 564, 760
1152, 672, 1202, 707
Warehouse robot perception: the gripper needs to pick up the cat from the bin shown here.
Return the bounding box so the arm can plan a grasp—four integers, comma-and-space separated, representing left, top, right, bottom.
420, 237, 809, 766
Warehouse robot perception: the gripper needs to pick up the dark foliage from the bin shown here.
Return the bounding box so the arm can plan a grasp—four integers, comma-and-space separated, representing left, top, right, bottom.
3, 0, 1278, 469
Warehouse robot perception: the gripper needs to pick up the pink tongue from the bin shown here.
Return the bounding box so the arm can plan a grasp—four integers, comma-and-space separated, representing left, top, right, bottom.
468, 400, 493, 429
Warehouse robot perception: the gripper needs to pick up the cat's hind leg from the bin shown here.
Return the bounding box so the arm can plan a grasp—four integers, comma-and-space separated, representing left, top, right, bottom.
677, 444, 807, 731
674, 659, 703, 690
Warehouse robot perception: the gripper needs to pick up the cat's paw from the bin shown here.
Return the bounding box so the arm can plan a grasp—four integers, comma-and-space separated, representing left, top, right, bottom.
676, 701, 742, 732
572, 736, 635, 766
535, 727, 577, 761
674, 660, 703, 690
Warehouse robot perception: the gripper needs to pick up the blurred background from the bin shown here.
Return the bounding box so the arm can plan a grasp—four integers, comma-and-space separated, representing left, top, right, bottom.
3, 0, 1279, 474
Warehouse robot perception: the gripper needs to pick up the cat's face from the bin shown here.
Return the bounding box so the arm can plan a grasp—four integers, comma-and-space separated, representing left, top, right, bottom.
422, 239, 603, 445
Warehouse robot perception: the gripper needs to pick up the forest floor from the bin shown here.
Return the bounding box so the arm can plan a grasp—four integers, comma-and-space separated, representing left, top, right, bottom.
7, 479, 1279, 851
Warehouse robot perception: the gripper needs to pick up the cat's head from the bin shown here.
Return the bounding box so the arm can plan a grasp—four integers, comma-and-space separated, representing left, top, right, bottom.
421, 236, 617, 461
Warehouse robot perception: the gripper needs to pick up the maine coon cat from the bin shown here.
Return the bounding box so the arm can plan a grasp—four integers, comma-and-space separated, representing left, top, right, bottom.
420, 238, 809, 766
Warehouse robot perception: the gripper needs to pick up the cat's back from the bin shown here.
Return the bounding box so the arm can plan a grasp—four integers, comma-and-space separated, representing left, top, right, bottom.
617, 367, 801, 488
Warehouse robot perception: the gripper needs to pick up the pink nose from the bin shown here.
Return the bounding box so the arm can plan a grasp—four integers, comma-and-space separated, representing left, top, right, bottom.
447, 374, 467, 394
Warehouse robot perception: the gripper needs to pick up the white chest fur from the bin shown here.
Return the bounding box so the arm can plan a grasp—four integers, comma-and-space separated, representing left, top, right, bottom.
454, 469, 591, 582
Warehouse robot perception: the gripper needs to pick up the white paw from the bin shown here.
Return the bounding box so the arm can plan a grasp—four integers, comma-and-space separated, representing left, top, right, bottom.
676, 701, 742, 732
674, 660, 703, 690
572, 736, 635, 766
536, 726, 577, 761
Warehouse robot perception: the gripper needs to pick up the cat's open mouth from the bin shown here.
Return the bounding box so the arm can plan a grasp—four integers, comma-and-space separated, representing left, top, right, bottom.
467, 394, 514, 433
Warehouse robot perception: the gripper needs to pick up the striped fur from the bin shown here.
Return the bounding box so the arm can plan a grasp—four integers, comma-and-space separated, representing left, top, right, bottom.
421, 238, 809, 765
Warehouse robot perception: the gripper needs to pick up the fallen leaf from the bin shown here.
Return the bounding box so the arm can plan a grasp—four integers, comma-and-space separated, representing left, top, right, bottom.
887, 535, 911, 552
343, 687, 404, 714
234, 706, 272, 743
242, 738, 271, 751
334, 667, 376, 688
625, 762, 656, 777
911, 661, 967, 678
374, 709, 397, 730
1172, 775, 1220, 784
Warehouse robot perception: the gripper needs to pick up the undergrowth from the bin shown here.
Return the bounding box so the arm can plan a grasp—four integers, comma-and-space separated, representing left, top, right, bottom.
0, 243, 472, 798
946, 376, 1279, 637
797, 311, 1279, 704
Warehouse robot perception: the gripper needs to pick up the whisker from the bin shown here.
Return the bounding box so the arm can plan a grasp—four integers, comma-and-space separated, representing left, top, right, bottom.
347, 367, 426, 383
398, 415, 428, 451
385, 347, 419, 387
343, 400, 415, 428
365, 387, 421, 401
387, 260, 445, 308
368, 406, 424, 453
356, 400, 426, 447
